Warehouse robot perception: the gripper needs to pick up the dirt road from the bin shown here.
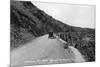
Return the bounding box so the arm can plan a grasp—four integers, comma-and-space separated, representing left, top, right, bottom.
11, 34, 85, 66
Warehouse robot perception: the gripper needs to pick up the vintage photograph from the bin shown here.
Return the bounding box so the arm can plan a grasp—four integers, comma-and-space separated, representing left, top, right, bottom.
10, 0, 95, 67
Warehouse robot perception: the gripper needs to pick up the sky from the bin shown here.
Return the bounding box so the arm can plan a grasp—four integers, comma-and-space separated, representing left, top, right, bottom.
32, 2, 95, 29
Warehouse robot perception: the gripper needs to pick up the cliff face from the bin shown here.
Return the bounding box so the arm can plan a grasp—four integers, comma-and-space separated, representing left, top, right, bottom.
11, 1, 95, 61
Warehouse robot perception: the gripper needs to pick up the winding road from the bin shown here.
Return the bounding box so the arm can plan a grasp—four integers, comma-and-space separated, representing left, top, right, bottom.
11, 34, 85, 67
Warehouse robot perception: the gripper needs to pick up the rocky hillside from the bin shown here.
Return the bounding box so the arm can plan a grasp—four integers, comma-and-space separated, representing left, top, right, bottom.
10, 1, 95, 62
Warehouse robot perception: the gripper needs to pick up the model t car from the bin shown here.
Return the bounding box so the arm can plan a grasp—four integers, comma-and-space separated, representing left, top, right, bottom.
48, 32, 56, 39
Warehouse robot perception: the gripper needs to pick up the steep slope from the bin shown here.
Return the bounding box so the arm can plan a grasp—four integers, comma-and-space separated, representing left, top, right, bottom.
10, 1, 95, 62
10, 1, 63, 49
10, 1, 94, 48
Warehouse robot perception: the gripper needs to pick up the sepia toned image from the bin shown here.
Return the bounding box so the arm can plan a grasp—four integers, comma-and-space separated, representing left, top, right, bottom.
10, 0, 95, 67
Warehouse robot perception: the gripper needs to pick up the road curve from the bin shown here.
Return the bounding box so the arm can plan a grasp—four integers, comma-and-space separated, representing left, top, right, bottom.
11, 34, 85, 67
